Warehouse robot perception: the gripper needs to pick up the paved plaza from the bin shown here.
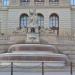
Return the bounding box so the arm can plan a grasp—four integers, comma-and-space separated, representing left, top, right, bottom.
0, 72, 71, 75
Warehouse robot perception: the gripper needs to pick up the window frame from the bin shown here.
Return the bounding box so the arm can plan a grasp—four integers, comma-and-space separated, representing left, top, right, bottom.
20, 0, 30, 2
49, 14, 59, 35
37, 13, 44, 27
34, 0, 44, 2
34, 0, 44, 5
20, 14, 29, 29
49, 0, 59, 4
3, 0, 9, 7
20, 0, 30, 6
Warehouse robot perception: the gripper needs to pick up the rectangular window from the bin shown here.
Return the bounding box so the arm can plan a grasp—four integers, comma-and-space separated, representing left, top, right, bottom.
34, 0, 44, 2
21, 0, 30, 2
71, 0, 75, 5
3, 0, 9, 7
49, 0, 59, 5
20, 0, 30, 6
34, 0, 44, 5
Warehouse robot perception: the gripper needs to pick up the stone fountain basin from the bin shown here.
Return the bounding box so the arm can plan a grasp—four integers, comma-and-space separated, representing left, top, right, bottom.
0, 44, 69, 67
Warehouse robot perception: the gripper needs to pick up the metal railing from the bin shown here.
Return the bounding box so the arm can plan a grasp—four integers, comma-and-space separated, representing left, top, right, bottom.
0, 62, 45, 75
0, 61, 73, 75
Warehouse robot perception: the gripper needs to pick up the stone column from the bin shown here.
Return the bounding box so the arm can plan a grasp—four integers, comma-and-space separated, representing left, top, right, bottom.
44, 11, 49, 28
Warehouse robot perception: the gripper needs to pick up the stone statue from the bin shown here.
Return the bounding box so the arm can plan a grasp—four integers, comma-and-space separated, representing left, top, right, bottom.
26, 8, 40, 43
29, 8, 37, 27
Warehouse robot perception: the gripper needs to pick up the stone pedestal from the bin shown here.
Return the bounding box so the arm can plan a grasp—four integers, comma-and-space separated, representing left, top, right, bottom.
26, 33, 40, 43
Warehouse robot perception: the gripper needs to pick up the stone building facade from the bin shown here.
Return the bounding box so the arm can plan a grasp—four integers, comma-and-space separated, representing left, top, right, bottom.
0, 0, 74, 41
0, 0, 74, 44
0, 0, 75, 75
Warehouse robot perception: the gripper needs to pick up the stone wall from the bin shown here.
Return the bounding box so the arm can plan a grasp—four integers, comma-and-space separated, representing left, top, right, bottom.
0, 9, 8, 34
6, 7, 71, 36
0, 0, 72, 36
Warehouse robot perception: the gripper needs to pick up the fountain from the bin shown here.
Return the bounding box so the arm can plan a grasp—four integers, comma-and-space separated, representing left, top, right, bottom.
0, 6, 69, 75
0, 44, 69, 67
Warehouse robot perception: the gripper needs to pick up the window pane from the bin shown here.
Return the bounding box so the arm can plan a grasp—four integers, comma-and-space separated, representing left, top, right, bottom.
49, 0, 59, 4
49, 0, 59, 2
49, 14, 59, 28
71, 0, 75, 5
21, 0, 30, 2
34, 0, 44, 5
37, 14, 44, 26
34, 0, 44, 2
20, 14, 28, 28
3, 0, 9, 7
20, 0, 30, 6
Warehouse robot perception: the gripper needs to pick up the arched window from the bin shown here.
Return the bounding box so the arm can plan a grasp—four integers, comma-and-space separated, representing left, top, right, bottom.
3, 0, 9, 7
37, 13, 44, 27
49, 13, 59, 35
20, 14, 29, 28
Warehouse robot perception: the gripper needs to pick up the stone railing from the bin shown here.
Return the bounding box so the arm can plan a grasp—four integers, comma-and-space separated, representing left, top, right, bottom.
0, 35, 9, 40
0, 27, 75, 44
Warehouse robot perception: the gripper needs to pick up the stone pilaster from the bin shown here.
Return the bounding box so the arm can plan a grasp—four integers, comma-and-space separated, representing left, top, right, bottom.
0, 0, 2, 8
44, 15, 49, 28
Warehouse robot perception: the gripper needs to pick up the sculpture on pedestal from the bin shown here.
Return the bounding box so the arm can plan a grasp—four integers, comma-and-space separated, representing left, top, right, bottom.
29, 8, 37, 28
26, 8, 40, 43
